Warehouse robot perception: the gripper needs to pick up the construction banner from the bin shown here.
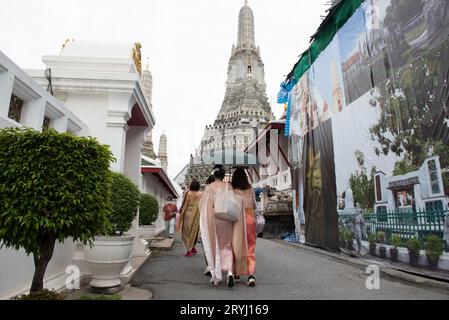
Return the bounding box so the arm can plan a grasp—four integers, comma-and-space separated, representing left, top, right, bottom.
287, 0, 449, 251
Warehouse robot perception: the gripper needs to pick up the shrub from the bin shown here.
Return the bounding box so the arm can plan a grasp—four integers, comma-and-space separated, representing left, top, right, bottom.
391, 234, 401, 249
426, 234, 443, 262
0, 128, 114, 293
139, 193, 159, 226
344, 229, 353, 242
12, 289, 65, 300
368, 233, 377, 245
377, 231, 385, 246
109, 172, 140, 235
339, 229, 346, 241
406, 237, 421, 255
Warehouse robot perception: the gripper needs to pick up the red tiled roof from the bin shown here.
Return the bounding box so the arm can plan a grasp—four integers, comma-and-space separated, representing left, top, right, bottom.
141, 167, 179, 199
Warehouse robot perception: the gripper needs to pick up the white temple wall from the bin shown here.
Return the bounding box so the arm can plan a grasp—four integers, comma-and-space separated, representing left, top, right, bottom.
0, 240, 77, 300
124, 125, 147, 186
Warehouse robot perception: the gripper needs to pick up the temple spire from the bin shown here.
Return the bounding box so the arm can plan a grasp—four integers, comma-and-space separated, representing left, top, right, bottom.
237, 0, 255, 49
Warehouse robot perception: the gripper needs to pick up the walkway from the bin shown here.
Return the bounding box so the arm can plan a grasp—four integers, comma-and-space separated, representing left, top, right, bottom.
131, 237, 449, 300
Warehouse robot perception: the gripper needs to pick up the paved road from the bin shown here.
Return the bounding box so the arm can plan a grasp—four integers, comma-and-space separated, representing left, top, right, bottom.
131, 237, 449, 300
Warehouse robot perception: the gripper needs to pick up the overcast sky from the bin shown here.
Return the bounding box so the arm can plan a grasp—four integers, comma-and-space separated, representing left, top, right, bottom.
0, 0, 329, 178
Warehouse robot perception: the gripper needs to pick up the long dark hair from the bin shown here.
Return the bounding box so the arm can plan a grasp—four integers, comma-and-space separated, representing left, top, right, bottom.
189, 179, 201, 191
212, 164, 226, 180
206, 175, 215, 185
231, 168, 251, 190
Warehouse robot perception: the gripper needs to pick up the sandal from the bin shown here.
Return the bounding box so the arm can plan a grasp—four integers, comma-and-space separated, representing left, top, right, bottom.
247, 275, 256, 287
227, 274, 235, 288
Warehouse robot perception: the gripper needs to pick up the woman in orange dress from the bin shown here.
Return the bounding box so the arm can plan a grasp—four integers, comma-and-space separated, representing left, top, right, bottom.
231, 168, 257, 286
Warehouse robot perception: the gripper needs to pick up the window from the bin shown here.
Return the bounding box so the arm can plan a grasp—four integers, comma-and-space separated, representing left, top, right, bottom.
8, 95, 23, 123
42, 117, 51, 131
375, 175, 382, 201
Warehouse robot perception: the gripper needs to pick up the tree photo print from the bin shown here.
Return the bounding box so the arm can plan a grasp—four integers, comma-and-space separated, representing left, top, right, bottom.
289, 0, 449, 249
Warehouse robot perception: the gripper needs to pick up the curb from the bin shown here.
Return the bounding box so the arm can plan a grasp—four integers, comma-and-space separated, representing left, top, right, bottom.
273, 239, 449, 293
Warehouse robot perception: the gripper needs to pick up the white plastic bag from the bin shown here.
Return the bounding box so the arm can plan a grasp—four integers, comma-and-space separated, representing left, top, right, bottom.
252, 191, 265, 234
256, 213, 265, 234
214, 183, 241, 222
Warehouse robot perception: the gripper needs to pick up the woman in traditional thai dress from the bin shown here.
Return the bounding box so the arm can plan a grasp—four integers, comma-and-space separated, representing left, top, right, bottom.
231, 168, 257, 286
177, 179, 202, 257
199, 165, 246, 287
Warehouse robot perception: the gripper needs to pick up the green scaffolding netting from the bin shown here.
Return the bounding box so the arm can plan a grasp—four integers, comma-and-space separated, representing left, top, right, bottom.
289, 0, 364, 82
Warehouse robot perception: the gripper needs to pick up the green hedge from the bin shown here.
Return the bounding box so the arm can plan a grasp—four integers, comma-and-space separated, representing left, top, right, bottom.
139, 193, 159, 226
110, 172, 140, 235
0, 128, 115, 292
0, 127, 114, 254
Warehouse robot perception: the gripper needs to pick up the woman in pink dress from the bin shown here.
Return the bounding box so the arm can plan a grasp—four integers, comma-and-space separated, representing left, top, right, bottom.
199, 165, 246, 287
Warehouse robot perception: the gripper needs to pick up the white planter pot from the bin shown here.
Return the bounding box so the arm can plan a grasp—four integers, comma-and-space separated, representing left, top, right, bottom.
83, 235, 135, 290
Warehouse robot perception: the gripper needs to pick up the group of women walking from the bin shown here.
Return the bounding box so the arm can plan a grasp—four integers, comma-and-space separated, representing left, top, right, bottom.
176, 164, 257, 288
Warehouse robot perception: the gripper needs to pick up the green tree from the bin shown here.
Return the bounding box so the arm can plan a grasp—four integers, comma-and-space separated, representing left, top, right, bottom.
0, 128, 114, 293
370, 39, 449, 172
349, 151, 376, 210
139, 193, 159, 226
109, 172, 140, 235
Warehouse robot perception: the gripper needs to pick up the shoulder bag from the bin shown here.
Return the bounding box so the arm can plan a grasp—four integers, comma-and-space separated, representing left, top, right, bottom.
214, 183, 241, 222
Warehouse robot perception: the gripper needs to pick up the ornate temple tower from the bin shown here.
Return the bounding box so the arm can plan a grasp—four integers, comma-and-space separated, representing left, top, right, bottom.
198, 1, 273, 154
141, 63, 157, 159
158, 133, 168, 172
141, 63, 153, 104
181, 1, 274, 187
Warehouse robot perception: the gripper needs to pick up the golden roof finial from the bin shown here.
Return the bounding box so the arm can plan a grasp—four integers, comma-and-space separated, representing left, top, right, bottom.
60, 38, 75, 55
132, 42, 142, 75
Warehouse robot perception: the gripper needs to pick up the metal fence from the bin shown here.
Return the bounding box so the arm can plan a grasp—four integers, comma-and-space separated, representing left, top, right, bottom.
338, 210, 448, 249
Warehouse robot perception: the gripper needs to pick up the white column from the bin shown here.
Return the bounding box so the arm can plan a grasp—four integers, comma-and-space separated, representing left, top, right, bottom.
52, 115, 69, 132
0, 71, 14, 117
414, 184, 423, 211
105, 116, 128, 173
387, 189, 395, 212
124, 125, 147, 186
21, 97, 46, 131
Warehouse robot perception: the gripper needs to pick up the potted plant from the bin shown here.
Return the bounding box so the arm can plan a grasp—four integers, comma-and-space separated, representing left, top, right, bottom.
368, 233, 377, 256
406, 237, 421, 267
139, 193, 159, 226
0, 128, 114, 293
345, 229, 354, 251
377, 231, 387, 259
425, 234, 443, 271
390, 234, 401, 262
84, 172, 140, 293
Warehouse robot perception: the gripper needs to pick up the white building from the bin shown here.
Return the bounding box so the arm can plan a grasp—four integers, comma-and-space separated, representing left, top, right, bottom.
374, 156, 448, 213
0, 51, 87, 135
246, 120, 292, 192
28, 41, 155, 187
0, 50, 88, 299
0, 41, 173, 299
